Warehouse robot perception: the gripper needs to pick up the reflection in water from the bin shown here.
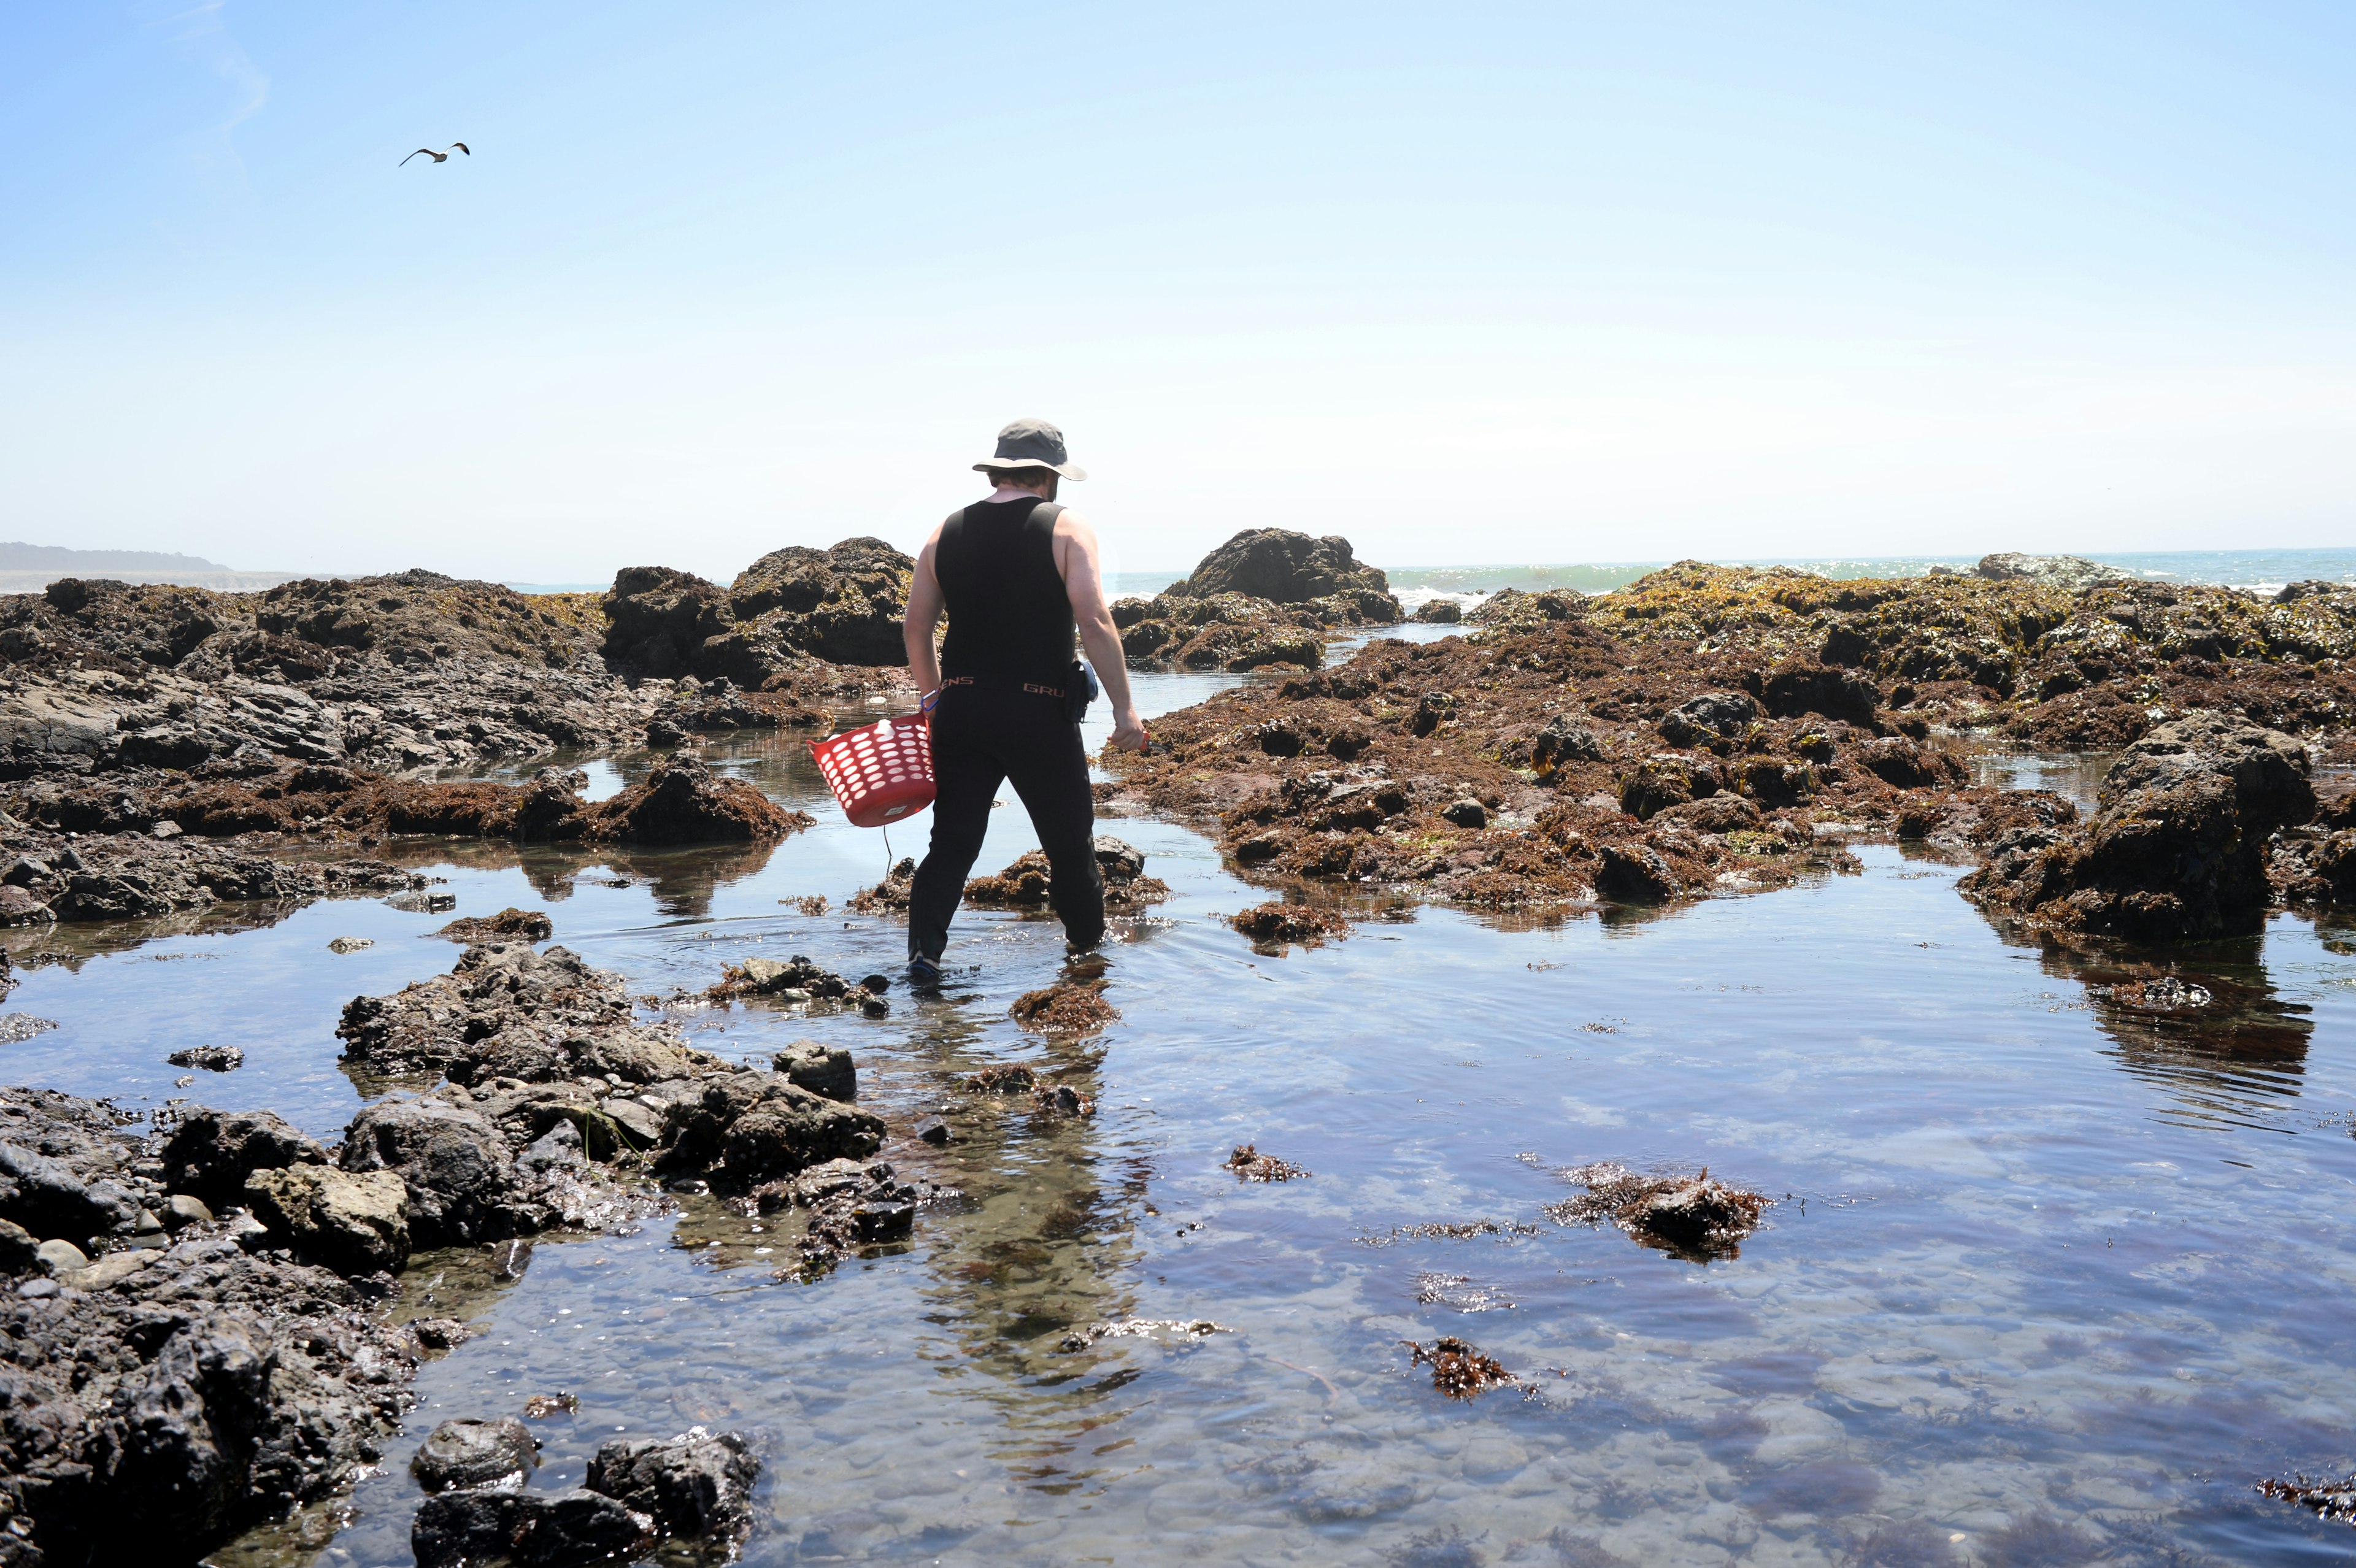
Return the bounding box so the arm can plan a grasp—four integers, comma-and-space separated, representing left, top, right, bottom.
1990, 922, 2316, 1133
372, 836, 786, 920
896, 999, 1152, 1500
0, 897, 320, 972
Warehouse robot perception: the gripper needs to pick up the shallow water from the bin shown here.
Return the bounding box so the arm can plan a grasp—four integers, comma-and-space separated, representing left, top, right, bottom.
7, 666, 2356, 1568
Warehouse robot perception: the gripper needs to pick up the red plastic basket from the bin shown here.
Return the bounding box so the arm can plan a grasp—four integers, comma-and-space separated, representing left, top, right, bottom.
809, 715, 936, 828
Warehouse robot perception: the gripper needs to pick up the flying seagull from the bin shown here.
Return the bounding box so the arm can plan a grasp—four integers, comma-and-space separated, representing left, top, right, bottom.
400, 143, 471, 166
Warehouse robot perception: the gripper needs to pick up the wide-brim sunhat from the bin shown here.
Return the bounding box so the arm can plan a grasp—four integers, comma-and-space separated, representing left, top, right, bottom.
974, 417, 1086, 482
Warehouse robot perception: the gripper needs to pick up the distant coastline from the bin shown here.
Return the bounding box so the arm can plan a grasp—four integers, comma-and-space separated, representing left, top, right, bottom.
0, 540, 304, 594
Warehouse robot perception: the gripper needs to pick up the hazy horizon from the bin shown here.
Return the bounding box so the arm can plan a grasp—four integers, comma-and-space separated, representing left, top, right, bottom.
6, 3, 2352, 585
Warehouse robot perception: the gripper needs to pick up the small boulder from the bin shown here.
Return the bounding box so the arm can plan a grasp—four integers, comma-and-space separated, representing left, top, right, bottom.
160, 1108, 328, 1210
339, 1097, 528, 1247
1441, 799, 1488, 829
0, 1216, 40, 1274
772, 1040, 856, 1102
243, 1166, 410, 1275
165, 1045, 244, 1073
1595, 844, 1679, 902
410, 1417, 539, 1493
584, 1429, 760, 1541
1, 1140, 136, 1242
412, 1488, 653, 1568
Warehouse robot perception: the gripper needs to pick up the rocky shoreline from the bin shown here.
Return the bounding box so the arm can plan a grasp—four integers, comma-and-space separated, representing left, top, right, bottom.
1100, 556, 2356, 937
4, 536, 2354, 1561
0, 925, 941, 1565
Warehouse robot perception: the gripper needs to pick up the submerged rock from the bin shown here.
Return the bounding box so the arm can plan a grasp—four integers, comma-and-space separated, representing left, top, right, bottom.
1545, 1162, 1768, 1261
1227, 1144, 1309, 1182
1009, 978, 1119, 1035
165, 1045, 244, 1072
411, 1417, 539, 1493
1227, 901, 1350, 946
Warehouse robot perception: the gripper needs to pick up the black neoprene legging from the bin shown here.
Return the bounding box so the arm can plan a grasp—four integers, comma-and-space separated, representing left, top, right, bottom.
907, 683, 1104, 962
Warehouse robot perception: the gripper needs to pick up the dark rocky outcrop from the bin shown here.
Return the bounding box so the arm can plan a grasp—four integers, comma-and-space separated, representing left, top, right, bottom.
411, 1488, 653, 1568
241, 1164, 410, 1274
159, 1108, 328, 1214
1109, 530, 1403, 671
602, 539, 915, 685
17, 755, 810, 858
1963, 712, 2316, 940
0, 1088, 427, 1567
338, 943, 883, 1193
583, 1428, 760, 1542
1172, 529, 1393, 605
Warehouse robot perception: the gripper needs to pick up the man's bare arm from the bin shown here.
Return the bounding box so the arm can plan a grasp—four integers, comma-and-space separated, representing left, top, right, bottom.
903, 521, 950, 699
1053, 510, 1147, 751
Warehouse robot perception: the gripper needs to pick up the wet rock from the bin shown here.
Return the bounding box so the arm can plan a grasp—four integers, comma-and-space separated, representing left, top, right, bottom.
1, 1139, 137, 1242
1227, 901, 1350, 946
1227, 1144, 1308, 1182
1754, 660, 1881, 726
1546, 1162, 1768, 1261
0, 1013, 55, 1043
1403, 1335, 1514, 1400
156, 1097, 327, 1205
523, 1392, 580, 1419
847, 856, 917, 913
1595, 844, 1679, 902
411, 1487, 654, 1568
1441, 798, 1488, 829
1526, 717, 1606, 774
1658, 690, 1759, 748
583, 1428, 760, 1541
327, 936, 373, 953
961, 835, 1170, 912
1008, 978, 1119, 1034
0, 884, 53, 926
1962, 710, 2316, 940
165, 1045, 243, 1072
411, 1417, 539, 1493
1412, 598, 1462, 624
519, 1119, 588, 1172
432, 907, 554, 943
338, 1098, 529, 1248
914, 1116, 951, 1146
772, 1040, 855, 1101
587, 755, 807, 845
1653, 794, 1760, 832
409, 1316, 471, 1351
1171, 529, 1394, 607
242, 1166, 410, 1275
710, 952, 855, 1002
713, 1081, 887, 1182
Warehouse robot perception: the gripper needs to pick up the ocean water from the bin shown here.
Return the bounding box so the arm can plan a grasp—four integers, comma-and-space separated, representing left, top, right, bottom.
4, 667, 2355, 1567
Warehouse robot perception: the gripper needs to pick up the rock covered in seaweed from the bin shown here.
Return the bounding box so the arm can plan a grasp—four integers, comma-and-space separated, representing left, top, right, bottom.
1545, 1163, 1768, 1261
962, 836, 1169, 912
1961, 711, 2317, 939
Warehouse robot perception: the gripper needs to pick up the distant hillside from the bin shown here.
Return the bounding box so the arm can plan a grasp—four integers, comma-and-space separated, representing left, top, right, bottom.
0, 542, 231, 572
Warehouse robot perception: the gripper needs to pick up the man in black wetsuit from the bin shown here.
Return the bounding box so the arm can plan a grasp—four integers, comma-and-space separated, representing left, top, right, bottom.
901, 419, 1147, 985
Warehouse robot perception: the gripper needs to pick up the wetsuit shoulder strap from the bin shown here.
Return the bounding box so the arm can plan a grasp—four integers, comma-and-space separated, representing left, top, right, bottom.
1027, 501, 1064, 532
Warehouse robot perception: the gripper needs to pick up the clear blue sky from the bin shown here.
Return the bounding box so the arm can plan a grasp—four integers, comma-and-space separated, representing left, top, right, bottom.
3, 2, 2351, 582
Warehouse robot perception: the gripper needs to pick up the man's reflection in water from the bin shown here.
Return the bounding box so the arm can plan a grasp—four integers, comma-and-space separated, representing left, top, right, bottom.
899, 994, 1150, 1497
